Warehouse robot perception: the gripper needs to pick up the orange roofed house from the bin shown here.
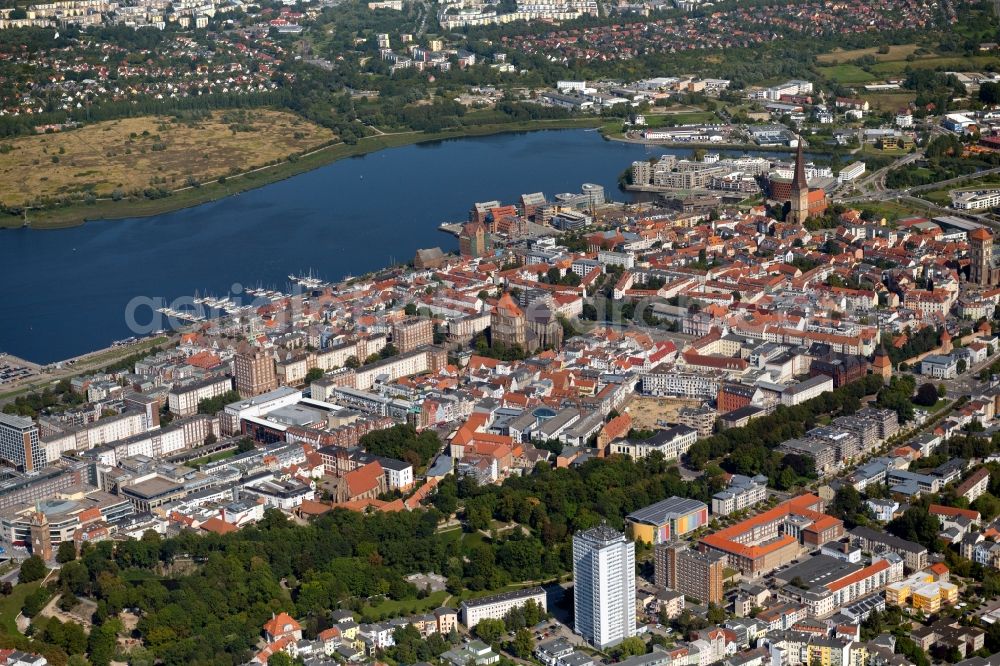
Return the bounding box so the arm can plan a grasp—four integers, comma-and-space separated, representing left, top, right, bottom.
698, 494, 843, 578
264, 612, 302, 643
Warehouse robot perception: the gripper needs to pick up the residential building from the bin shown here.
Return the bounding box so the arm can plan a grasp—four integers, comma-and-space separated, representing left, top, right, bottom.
573, 525, 636, 648
459, 588, 547, 628
954, 467, 990, 503
712, 474, 768, 516
168, 376, 233, 417
654, 541, 725, 604
0, 413, 43, 473
392, 317, 434, 353
234, 348, 278, 398
850, 526, 928, 571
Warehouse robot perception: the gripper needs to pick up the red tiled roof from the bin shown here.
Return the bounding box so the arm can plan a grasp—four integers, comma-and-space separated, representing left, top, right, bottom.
826, 559, 888, 593
929, 504, 981, 521
263, 612, 301, 637
345, 461, 384, 498
200, 516, 238, 535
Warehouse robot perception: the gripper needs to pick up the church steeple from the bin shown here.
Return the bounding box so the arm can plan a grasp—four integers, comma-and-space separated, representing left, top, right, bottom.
790, 139, 807, 194
788, 137, 811, 225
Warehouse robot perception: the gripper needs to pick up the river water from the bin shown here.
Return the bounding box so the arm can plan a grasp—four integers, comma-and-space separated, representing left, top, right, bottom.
0, 130, 783, 363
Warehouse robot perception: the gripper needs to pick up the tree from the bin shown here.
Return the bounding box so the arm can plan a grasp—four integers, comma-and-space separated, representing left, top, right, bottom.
22, 586, 49, 617
706, 603, 726, 624
614, 636, 647, 659
914, 383, 939, 407
511, 628, 534, 658
887, 505, 942, 552
305, 367, 324, 382
345, 356, 360, 369
938, 384, 947, 398
958, 359, 968, 375
268, 654, 294, 666
973, 493, 1000, 521
830, 485, 870, 527
981, 81, 1000, 105
54, 541, 77, 565
88, 620, 122, 666
19, 555, 47, 583
474, 618, 505, 644
404, 303, 417, 315
197, 390, 240, 415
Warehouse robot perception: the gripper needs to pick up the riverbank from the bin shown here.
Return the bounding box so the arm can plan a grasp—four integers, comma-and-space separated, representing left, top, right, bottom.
0, 335, 172, 405
1, 117, 604, 231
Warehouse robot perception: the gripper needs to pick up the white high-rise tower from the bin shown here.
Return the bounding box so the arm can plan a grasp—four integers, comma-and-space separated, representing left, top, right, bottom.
573, 525, 636, 649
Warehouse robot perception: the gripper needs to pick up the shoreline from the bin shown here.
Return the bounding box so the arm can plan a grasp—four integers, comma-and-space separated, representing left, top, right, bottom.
0, 335, 173, 404
0, 118, 604, 231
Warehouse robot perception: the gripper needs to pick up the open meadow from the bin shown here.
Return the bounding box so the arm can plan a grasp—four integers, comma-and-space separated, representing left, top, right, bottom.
0, 109, 336, 208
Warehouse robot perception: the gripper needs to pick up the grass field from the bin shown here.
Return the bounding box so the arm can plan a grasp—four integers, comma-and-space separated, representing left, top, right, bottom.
0, 581, 40, 636
853, 200, 925, 222
816, 64, 877, 85
862, 91, 917, 112
0, 110, 336, 208
188, 449, 237, 468
816, 44, 921, 64
870, 54, 1000, 76
360, 590, 449, 621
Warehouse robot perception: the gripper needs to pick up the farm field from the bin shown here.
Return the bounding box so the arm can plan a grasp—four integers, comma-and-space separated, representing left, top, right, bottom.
0, 109, 336, 208
816, 64, 876, 85
862, 91, 918, 112
816, 44, 921, 64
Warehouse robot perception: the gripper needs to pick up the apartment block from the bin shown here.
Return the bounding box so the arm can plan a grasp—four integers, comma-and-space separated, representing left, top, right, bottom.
167, 376, 233, 417
392, 317, 434, 353
573, 525, 636, 648
654, 541, 725, 604
234, 348, 278, 398
459, 587, 547, 628
712, 474, 768, 516
0, 413, 43, 472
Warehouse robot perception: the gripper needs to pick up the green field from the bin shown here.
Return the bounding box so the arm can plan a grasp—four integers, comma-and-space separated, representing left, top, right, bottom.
360, 590, 450, 621
816, 44, 921, 65
817, 64, 877, 85
188, 449, 237, 468
853, 200, 926, 222
863, 91, 917, 112
0, 581, 40, 636
869, 54, 1000, 76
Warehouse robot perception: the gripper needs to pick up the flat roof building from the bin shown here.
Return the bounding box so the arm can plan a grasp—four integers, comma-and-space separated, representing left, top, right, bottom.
626, 497, 709, 544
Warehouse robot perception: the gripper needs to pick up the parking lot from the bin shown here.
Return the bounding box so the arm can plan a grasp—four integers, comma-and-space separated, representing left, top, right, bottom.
0, 360, 35, 385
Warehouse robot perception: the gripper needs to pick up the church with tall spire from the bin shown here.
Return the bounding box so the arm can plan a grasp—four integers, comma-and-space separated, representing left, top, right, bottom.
776, 136, 828, 225
788, 140, 811, 225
